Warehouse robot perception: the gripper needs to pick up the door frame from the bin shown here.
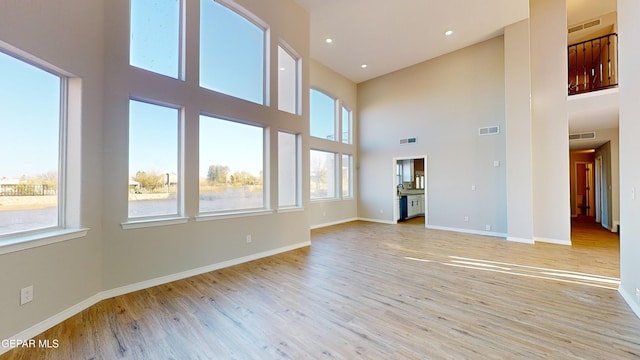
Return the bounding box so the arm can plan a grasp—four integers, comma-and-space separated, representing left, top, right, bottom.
392, 155, 428, 226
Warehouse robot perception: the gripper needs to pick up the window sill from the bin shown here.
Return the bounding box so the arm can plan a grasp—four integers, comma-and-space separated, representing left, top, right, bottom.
276, 206, 305, 214
195, 209, 274, 222
121, 217, 190, 230
0, 228, 89, 255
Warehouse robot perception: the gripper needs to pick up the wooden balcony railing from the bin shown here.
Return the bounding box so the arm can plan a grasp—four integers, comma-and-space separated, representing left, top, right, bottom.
568, 33, 618, 95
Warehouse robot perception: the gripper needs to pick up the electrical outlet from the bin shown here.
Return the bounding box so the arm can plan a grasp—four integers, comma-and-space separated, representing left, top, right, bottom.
485, 224, 492, 231
379, 209, 384, 214
636, 288, 640, 303
464, 216, 469, 222
20, 285, 33, 305
246, 235, 252, 244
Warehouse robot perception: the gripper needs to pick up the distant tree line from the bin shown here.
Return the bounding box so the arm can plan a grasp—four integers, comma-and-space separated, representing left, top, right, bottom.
207, 165, 261, 186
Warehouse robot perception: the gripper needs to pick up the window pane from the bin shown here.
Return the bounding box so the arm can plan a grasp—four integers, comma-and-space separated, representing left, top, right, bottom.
130, 0, 181, 78
128, 100, 180, 218
278, 132, 298, 207
200, 0, 265, 104
342, 106, 351, 144
0, 51, 61, 236
199, 115, 264, 212
310, 89, 336, 140
342, 154, 352, 198
310, 150, 336, 200
278, 45, 298, 114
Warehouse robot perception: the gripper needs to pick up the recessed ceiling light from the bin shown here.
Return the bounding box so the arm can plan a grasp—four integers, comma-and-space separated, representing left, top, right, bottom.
361, 64, 368, 69
280, 67, 286, 71
325, 38, 333, 43
445, 30, 453, 36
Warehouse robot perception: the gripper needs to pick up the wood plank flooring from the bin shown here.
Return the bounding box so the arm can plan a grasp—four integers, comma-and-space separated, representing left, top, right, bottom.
2, 218, 639, 359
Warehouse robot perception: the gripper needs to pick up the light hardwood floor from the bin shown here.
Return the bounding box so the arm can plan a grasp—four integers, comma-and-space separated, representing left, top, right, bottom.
2, 218, 639, 359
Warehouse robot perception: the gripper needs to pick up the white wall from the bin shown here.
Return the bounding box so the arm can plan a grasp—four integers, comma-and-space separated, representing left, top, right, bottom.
530, 0, 571, 244
618, 0, 640, 316
308, 60, 358, 228
504, 19, 534, 243
358, 37, 507, 235
0, 0, 104, 341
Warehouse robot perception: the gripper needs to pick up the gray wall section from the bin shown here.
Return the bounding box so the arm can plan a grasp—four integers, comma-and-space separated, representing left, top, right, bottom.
618, 0, 640, 316
0, 0, 104, 340
357, 37, 507, 234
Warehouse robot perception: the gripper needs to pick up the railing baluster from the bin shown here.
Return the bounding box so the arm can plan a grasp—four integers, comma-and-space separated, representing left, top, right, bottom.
568, 33, 618, 95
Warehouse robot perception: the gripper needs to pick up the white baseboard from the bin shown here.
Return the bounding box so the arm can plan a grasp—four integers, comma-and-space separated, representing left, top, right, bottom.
356, 217, 397, 225
612, 220, 620, 233
310, 218, 359, 229
618, 287, 640, 320
0, 241, 311, 356
535, 237, 572, 246
425, 225, 506, 238
1, 293, 103, 355
507, 236, 535, 244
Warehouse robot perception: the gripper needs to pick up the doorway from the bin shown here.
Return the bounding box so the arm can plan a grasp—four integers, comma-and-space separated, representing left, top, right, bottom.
393, 156, 427, 226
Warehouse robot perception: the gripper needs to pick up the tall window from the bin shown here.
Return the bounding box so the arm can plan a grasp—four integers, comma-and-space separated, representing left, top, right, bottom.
341, 105, 351, 144
310, 150, 336, 200
0, 50, 63, 236
128, 100, 180, 219
200, 0, 266, 104
278, 131, 299, 207
310, 89, 336, 140
130, 0, 181, 78
278, 45, 299, 114
342, 154, 353, 198
199, 115, 264, 213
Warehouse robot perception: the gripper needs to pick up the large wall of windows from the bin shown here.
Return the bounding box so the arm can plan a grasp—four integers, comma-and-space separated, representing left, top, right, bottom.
309, 87, 355, 203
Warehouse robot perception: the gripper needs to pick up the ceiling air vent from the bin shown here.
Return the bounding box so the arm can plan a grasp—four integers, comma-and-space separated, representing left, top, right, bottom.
399, 137, 418, 145
569, 132, 596, 141
479, 126, 500, 136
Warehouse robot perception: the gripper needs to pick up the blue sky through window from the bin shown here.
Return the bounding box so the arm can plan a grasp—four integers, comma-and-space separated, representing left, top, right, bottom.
0, 51, 60, 179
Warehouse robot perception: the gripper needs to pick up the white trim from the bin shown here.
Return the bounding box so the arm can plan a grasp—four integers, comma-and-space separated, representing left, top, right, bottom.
0, 240, 311, 356
534, 237, 572, 246
618, 288, 640, 320
426, 225, 507, 238
0, 293, 102, 355
0, 229, 89, 255
357, 217, 397, 225
612, 220, 620, 233
276, 206, 304, 214
195, 209, 274, 222
310, 218, 358, 230
507, 236, 535, 244
121, 217, 189, 230
102, 240, 310, 299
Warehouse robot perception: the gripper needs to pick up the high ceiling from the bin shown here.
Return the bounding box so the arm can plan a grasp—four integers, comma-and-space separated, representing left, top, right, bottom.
295, 0, 617, 84
295, 0, 529, 83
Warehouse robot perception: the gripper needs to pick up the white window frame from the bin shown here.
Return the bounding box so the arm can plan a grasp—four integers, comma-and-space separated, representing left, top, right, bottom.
277, 41, 301, 115
199, 0, 270, 106
197, 114, 270, 219
125, 98, 184, 223
0, 46, 87, 252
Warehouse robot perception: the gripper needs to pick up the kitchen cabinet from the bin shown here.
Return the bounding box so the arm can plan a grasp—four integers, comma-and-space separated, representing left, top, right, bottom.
399, 194, 425, 221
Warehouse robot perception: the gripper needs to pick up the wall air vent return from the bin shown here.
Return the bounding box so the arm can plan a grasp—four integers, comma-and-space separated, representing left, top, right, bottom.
583, 19, 601, 29
479, 126, 500, 136
399, 137, 418, 145
568, 24, 584, 33
568, 19, 601, 34
569, 132, 596, 141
